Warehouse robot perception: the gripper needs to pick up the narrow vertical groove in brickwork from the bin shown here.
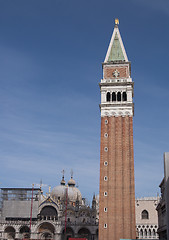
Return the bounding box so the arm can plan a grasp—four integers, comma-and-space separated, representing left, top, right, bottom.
106, 117, 109, 240
130, 117, 136, 238
124, 116, 131, 236
117, 117, 121, 239
121, 117, 125, 238
112, 116, 116, 240
129, 117, 132, 237
114, 117, 118, 240
122, 116, 125, 237
108, 116, 115, 240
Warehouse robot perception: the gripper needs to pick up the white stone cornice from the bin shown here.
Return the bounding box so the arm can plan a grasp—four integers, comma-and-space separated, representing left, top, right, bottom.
101, 108, 133, 117
101, 78, 132, 84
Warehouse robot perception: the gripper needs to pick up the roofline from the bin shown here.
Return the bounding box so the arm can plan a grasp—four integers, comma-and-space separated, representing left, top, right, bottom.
1, 188, 41, 191
159, 178, 165, 187
104, 25, 128, 63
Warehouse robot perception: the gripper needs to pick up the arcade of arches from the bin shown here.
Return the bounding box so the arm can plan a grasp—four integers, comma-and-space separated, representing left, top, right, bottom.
0, 179, 158, 240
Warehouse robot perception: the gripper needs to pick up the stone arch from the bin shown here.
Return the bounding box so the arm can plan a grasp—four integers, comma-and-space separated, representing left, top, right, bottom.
117, 92, 121, 101
148, 228, 151, 238
39, 201, 59, 215
153, 229, 156, 237
38, 222, 55, 240
40, 205, 58, 220
4, 226, 15, 239
112, 92, 116, 101
61, 227, 74, 240
40, 232, 53, 240
122, 92, 127, 101
78, 228, 91, 240
106, 92, 111, 102
140, 229, 143, 238
19, 226, 30, 239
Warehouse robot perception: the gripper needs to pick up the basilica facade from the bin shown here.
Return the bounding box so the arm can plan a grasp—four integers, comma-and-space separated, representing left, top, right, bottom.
0, 176, 98, 240
0, 174, 159, 240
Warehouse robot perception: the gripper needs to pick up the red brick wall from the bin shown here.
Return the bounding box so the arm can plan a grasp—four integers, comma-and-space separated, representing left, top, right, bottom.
99, 116, 136, 240
103, 66, 129, 79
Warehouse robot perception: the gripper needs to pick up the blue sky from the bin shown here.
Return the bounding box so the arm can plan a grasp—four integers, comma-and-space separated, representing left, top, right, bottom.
0, 0, 169, 202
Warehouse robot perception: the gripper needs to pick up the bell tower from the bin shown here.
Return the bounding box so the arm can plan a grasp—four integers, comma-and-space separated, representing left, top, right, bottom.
99, 19, 136, 240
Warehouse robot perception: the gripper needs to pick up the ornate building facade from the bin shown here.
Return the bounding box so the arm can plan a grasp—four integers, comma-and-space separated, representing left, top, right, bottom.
0, 176, 159, 240
0, 176, 98, 240
157, 152, 169, 240
99, 19, 136, 240
136, 197, 159, 239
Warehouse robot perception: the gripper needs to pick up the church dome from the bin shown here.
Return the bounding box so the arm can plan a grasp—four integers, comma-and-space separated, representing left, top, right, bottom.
67, 186, 82, 202
51, 177, 82, 203
51, 185, 66, 200
68, 177, 76, 187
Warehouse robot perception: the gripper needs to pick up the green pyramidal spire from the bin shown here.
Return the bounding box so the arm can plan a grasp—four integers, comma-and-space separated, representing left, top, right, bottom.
104, 19, 128, 63
108, 33, 125, 61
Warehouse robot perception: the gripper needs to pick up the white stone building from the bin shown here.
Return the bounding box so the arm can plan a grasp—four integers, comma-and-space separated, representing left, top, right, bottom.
156, 152, 169, 240
136, 197, 159, 239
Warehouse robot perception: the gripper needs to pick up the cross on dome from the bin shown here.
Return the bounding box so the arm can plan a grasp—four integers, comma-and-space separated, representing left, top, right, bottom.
70, 169, 73, 178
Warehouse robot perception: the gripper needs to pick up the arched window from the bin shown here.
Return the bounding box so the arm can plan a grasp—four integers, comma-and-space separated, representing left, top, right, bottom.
140, 229, 143, 238
78, 228, 91, 239
112, 92, 116, 102
39, 223, 55, 240
153, 229, 156, 237
144, 229, 147, 237
122, 92, 127, 101
149, 229, 151, 237
40, 206, 58, 220
141, 210, 149, 219
62, 227, 74, 240
106, 92, 111, 102
20, 226, 30, 234
20, 226, 30, 239
5, 226, 15, 240
117, 92, 121, 101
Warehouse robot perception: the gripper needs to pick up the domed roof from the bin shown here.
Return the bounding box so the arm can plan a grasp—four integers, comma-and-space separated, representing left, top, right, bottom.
67, 186, 82, 202
68, 177, 76, 186
51, 177, 82, 203
60, 177, 66, 186
51, 185, 66, 200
